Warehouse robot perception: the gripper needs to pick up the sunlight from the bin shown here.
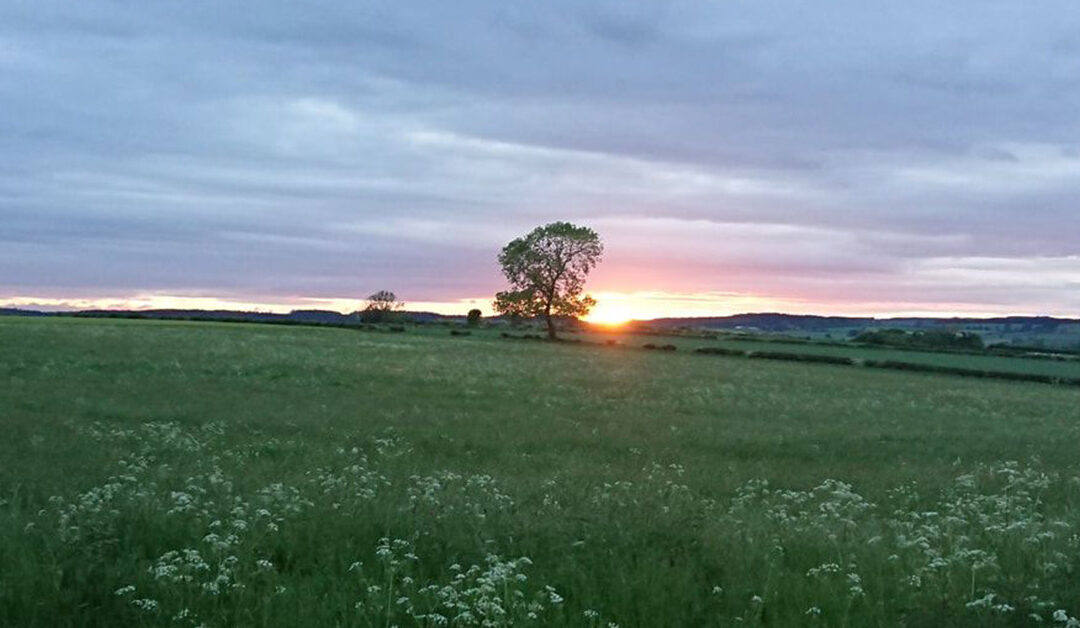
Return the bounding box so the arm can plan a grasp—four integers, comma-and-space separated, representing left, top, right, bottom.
578, 290, 865, 323
1, 290, 1029, 321
582, 298, 642, 326
583, 305, 636, 326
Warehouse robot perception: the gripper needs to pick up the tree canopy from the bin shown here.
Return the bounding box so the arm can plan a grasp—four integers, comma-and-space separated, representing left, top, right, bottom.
360, 290, 404, 323
494, 222, 603, 339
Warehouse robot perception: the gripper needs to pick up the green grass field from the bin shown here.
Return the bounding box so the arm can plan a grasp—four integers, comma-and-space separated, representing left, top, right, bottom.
3, 317, 1080, 627
701, 337, 1080, 379
561, 329, 1080, 381
413, 324, 1080, 381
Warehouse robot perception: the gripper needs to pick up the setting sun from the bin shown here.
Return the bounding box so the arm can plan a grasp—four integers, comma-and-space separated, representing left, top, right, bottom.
583, 305, 636, 326
582, 293, 649, 325
580, 290, 801, 325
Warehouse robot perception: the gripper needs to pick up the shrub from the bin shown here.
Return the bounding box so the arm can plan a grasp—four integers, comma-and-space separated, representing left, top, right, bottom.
694, 347, 747, 356
747, 351, 854, 366
861, 360, 1080, 385
855, 328, 985, 351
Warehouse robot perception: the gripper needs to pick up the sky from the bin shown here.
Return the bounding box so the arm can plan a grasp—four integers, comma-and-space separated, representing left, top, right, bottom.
3, 1, 1080, 322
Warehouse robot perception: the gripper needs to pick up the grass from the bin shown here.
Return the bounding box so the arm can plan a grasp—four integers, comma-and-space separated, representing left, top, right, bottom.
704, 337, 1080, 379
416, 324, 1080, 381
3, 316, 1080, 626
560, 328, 1080, 380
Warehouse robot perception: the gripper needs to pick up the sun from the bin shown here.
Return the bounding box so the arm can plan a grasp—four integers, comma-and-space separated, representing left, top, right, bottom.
584, 303, 636, 327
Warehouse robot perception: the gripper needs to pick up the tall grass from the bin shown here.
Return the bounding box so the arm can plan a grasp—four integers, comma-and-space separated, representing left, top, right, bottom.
3, 317, 1080, 626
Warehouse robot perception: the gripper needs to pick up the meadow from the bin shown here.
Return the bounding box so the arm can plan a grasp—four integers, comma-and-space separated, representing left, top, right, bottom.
698, 337, 1080, 380
3, 316, 1080, 627
537, 328, 1080, 381
410, 325, 1080, 382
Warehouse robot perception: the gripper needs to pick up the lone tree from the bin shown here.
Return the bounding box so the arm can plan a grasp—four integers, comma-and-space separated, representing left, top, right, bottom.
466, 308, 482, 327
360, 290, 404, 323
494, 222, 603, 340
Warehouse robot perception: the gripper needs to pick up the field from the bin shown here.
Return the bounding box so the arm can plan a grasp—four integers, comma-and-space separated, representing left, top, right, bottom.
410, 324, 1080, 382
554, 329, 1080, 381
3, 317, 1080, 627
697, 338, 1080, 379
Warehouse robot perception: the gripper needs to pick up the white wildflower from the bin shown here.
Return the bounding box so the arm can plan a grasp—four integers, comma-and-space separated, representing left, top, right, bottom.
132, 598, 159, 612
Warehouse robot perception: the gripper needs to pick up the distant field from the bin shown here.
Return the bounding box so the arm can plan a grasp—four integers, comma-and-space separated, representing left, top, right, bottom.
701, 337, 1080, 379
4, 317, 1080, 627
432, 325, 1080, 381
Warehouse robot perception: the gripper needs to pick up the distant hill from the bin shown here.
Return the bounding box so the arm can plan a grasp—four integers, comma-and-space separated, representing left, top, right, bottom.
638, 312, 1078, 333
631, 312, 1080, 350
0, 308, 49, 317
640, 313, 870, 332
0, 308, 460, 325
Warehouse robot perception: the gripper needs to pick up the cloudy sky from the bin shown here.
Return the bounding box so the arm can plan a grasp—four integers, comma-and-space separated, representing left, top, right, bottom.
4, 1, 1080, 319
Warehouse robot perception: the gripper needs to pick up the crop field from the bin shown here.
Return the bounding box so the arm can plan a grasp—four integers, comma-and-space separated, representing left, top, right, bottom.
4, 317, 1080, 627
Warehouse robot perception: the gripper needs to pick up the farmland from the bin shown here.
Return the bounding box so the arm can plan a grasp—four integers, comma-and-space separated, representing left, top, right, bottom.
3, 317, 1080, 627
420, 325, 1080, 382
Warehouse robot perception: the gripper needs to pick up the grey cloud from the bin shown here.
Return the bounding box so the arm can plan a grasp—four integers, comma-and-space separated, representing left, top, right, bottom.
2, 1, 1080, 313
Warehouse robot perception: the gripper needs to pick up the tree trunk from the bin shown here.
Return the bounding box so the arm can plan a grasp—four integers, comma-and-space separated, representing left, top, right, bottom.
544, 304, 557, 340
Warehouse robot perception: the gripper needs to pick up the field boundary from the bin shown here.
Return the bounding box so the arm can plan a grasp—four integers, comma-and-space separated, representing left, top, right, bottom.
497, 332, 1080, 386
693, 346, 1080, 386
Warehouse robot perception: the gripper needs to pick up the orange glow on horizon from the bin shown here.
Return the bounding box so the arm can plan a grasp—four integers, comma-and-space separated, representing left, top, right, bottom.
582, 303, 636, 326
581, 291, 802, 322
0, 291, 1058, 321
0, 294, 496, 317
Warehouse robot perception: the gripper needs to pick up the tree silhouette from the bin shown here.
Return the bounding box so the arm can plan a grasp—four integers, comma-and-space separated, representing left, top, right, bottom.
360, 290, 403, 323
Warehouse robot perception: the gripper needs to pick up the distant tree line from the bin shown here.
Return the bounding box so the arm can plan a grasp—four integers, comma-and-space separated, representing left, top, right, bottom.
854, 328, 985, 351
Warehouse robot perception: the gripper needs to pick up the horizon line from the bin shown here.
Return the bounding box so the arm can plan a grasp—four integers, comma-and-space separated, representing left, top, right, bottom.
2, 291, 1077, 322
3, 305, 1077, 324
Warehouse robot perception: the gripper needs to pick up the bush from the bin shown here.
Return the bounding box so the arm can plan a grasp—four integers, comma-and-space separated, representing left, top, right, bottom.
861, 360, 1080, 385
694, 347, 747, 357
748, 351, 854, 366
499, 333, 544, 341
855, 328, 984, 351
